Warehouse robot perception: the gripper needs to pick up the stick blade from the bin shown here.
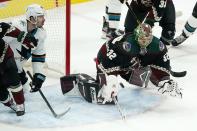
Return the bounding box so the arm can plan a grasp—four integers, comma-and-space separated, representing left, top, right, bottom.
55, 106, 71, 118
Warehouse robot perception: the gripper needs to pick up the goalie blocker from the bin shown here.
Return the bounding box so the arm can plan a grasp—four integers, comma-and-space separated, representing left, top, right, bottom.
60, 67, 151, 104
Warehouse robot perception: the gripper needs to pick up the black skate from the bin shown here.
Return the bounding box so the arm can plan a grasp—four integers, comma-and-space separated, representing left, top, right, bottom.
16, 104, 25, 116
101, 16, 124, 39
8, 99, 17, 112
171, 32, 188, 46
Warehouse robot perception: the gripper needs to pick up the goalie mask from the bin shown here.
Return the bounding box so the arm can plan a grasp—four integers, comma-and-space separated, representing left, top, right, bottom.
134, 23, 153, 49
26, 4, 46, 25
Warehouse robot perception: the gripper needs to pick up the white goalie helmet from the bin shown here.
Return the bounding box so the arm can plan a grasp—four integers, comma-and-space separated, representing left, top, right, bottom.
26, 4, 45, 23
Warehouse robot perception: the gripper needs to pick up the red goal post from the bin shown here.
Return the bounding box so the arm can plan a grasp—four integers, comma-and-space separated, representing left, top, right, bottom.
66, 0, 71, 75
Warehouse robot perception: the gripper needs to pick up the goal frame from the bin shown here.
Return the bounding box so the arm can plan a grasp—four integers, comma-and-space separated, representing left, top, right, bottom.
66, 0, 70, 75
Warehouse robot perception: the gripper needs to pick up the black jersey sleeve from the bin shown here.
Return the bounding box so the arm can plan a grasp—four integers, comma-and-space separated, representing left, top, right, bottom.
0, 22, 11, 39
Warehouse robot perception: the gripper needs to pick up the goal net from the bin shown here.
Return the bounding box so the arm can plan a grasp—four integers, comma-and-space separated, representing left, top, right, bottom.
0, 0, 69, 77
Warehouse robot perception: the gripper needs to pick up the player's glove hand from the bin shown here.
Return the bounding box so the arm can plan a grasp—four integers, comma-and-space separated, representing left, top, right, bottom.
30, 73, 46, 93
97, 75, 120, 104
17, 32, 38, 48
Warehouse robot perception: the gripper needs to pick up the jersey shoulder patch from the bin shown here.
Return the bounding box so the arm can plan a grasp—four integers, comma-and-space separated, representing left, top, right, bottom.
122, 41, 132, 52
159, 41, 165, 51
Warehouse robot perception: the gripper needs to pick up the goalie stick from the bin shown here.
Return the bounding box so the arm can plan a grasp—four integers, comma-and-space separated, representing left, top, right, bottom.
95, 57, 186, 78
112, 94, 127, 121
27, 71, 71, 118
125, 1, 141, 24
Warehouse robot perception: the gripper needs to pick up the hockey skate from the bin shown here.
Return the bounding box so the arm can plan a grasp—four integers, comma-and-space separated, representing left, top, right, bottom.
158, 79, 182, 98
15, 104, 25, 116
2, 98, 25, 116
171, 32, 188, 46
101, 16, 124, 39
4, 98, 17, 112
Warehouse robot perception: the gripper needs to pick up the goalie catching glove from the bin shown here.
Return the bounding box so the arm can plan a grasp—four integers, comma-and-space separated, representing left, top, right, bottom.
30, 73, 46, 92
158, 79, 182, 98
97, 74, 121, 104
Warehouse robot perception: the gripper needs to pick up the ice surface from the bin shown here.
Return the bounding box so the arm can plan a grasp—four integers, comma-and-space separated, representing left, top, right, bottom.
1, 0, 197, 131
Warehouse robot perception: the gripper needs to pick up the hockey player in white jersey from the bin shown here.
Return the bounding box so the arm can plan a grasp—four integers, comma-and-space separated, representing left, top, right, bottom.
172, 2, 197, 46
102, 0, 124, 39
3, 4, 46, 93
0, 20, 40, 116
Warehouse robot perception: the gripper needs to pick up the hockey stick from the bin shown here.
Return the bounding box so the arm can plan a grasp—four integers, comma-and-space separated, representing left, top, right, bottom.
125, 1, 141, 24
112, 95, 126, 121
27, 71, 71, 118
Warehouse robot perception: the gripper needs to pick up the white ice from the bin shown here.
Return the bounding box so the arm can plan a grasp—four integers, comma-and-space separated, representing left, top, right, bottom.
1, 0, 197, 131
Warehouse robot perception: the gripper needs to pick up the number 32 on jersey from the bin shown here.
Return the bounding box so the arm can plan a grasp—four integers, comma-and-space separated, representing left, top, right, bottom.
107, 49, 117, 60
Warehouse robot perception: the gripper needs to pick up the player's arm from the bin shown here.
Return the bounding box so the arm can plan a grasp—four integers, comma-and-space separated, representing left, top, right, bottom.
0, 22, 38, 48
30, 32, 46, 92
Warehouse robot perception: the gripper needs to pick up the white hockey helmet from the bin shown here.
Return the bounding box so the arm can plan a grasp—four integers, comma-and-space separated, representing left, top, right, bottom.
26, 4, 45, 22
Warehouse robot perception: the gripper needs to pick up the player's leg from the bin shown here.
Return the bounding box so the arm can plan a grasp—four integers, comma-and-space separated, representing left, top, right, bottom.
172, 2, 197, 46
102, 0, 124, 39
0, 80, 17, 112
5, 57, 25, 116
18, 69, 30, 92
159, 0, 176, 45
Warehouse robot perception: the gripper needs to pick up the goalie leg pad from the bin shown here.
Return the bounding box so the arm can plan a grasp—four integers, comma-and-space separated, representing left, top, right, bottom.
78, 81, 100, 103
76, 73, 100, 103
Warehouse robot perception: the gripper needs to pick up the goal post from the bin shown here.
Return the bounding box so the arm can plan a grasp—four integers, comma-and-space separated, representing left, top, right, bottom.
66, 0, 71, 75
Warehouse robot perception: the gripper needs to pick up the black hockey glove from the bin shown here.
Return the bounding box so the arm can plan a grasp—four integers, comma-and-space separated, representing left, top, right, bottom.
0, 22, 11, 39
30, 73, 46, 92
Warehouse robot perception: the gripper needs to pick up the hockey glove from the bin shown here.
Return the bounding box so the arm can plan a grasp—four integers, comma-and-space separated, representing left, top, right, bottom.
97, 75, 120, 104
158, 79, 182, 98
17, 32, 38, 48
30, 73, 46, 92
